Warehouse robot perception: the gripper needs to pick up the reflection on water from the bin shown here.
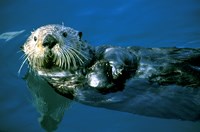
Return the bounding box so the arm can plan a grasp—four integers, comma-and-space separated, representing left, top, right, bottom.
1, 0, 200, 131
25, 70, 71, 131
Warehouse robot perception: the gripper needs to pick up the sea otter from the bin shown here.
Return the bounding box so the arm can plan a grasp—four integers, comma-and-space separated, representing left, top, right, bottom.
21, 24, 200, 121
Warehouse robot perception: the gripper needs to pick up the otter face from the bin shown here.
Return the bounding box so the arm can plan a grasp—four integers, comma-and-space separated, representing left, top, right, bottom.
21, 25, 88, 71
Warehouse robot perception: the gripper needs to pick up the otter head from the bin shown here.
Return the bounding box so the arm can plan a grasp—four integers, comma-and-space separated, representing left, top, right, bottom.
21, 24, 91, 71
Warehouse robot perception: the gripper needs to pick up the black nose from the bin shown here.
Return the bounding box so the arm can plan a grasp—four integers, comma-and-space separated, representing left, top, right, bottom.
42, 34, 58, 49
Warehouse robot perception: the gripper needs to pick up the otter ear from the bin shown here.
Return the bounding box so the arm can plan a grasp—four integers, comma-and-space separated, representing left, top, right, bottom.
78, 32, 82, 40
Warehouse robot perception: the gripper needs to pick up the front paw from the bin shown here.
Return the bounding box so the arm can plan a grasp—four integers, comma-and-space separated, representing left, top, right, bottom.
109, 61, 123, 79
87, 61, 113, 88
103, 47, 138, 79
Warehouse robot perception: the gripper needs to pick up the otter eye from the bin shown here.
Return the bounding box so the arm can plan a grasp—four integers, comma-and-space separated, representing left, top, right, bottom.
34, 36, 37, 41
62, 32, 68, 37
78, 32, 82, 39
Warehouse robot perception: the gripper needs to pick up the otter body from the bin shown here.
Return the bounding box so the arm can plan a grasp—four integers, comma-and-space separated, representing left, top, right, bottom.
22, 24, 200, 121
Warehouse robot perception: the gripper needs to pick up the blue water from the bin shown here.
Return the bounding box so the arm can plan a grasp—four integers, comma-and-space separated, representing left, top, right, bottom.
1, 0, 200, 131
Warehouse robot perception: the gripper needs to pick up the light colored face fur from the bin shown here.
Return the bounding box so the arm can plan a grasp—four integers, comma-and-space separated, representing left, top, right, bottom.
21, 25, 90, 71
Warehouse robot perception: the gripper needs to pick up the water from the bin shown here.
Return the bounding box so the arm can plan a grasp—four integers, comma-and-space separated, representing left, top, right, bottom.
1, 0, 200, 131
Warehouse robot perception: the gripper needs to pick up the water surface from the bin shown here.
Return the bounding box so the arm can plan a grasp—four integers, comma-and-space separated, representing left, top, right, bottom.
1, 0, 200, 131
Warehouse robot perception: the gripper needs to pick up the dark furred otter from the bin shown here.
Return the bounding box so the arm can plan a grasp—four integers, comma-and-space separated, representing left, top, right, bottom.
21, 24, 200, 121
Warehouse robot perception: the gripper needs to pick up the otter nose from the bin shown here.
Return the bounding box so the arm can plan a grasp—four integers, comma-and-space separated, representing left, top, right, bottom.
42, 34, 58, 49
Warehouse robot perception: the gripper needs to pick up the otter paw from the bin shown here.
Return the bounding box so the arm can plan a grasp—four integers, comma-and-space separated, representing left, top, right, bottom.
109, 61, 123, 79
87, 61, 112, 88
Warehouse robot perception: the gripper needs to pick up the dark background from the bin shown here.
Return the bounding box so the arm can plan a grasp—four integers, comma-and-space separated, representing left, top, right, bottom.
1, 0, 200, 131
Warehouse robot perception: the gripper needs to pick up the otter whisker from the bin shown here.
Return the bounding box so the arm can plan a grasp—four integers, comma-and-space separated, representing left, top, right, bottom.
18, 56, 28, 75
25, 48, 34, 56
69, 49, 83, 66
57, 49, 66, 69
60, 49, 67, 69
61, 51, 67, 69
68, 48, 84, 65
17, 50, 23, 54
70, 47, 88, 61
19, 54, 26, 60
65, 48, 77, 69
60, 48, 67, 69
53, 50, 61, 67
63, 47, 74, 69
24, 50, 35, 66
55, 50, 62, 68
58, 51, 63, 68
62, 49, 71, 69
55, 52, 60, 65
61, 51, 68, 69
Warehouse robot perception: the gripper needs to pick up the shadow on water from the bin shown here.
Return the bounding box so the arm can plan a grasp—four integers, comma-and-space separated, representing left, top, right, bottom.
1, 0, 200, 132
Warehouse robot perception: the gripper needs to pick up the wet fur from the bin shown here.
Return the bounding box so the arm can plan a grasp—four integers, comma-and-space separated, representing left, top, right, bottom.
22, 24, 200, 121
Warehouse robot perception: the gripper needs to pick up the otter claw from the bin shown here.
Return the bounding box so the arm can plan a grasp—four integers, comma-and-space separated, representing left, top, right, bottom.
110, 63, 123, 79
